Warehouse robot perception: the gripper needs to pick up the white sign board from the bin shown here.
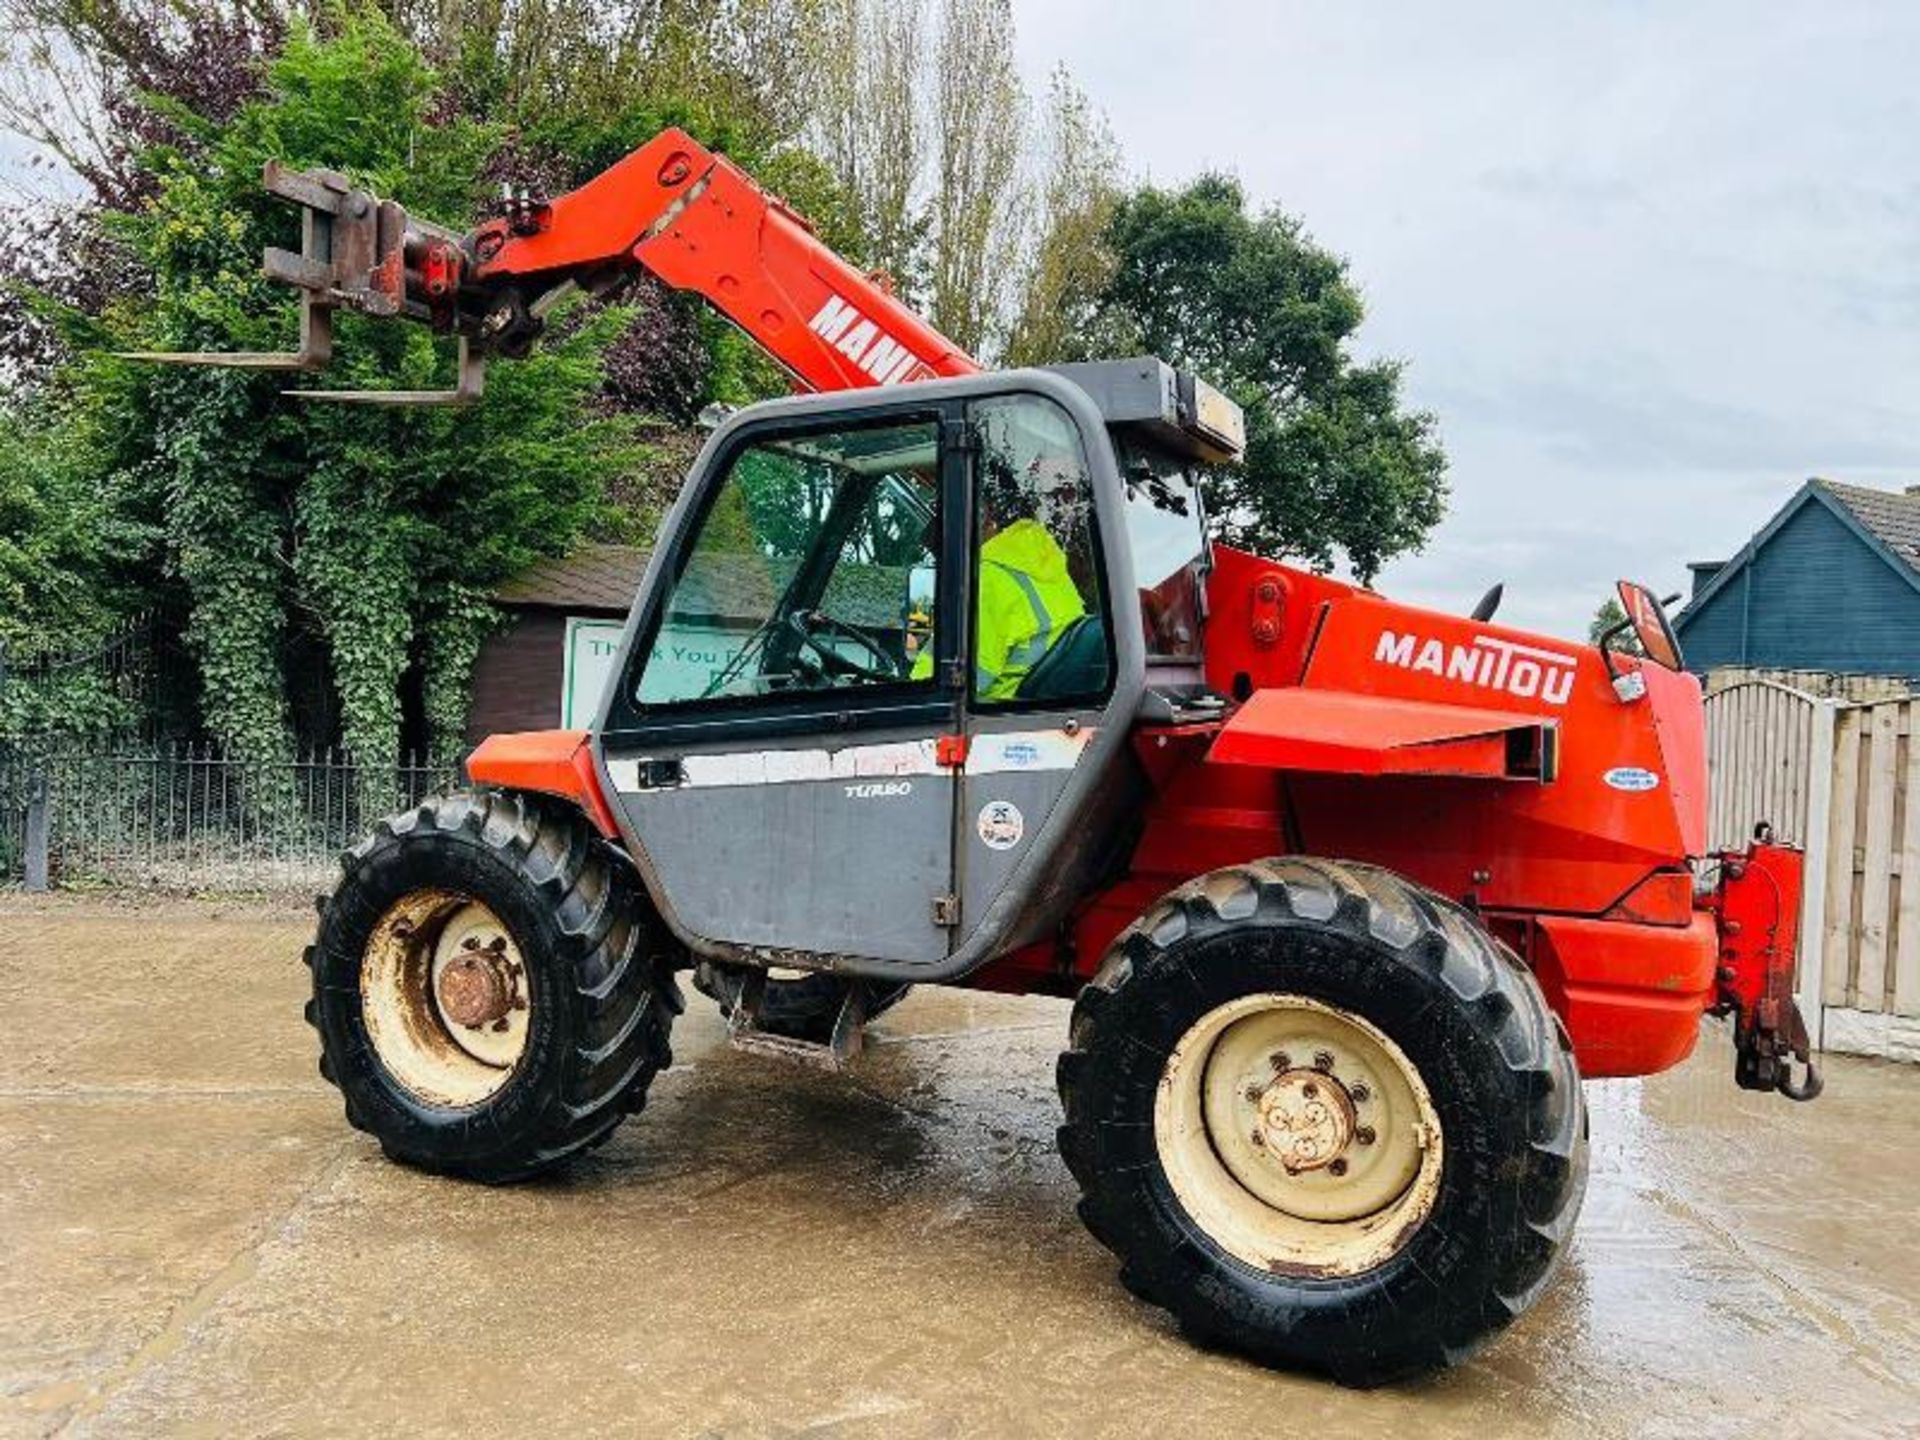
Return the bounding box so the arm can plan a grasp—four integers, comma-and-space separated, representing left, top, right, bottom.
562, 619, 627, 727
563, 616, 754, 724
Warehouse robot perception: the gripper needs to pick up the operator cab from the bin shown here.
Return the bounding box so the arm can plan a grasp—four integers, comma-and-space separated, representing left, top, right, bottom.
598, 359, 1242, 974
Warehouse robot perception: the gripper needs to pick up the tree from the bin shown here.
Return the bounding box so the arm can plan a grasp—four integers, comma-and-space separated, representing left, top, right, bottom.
1083, 175, 1447, 584
806, 0, 1034, 358
927, 0, 1023, 355
1002, 67, 1120, 368
810, 0, 925, 290
0, 400, 152, 741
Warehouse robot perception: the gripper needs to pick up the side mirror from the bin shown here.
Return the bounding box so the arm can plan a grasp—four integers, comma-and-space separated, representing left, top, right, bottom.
1617, 580, 1684, 671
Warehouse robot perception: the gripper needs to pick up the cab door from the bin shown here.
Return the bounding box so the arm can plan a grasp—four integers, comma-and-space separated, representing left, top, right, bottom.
598, 403, 965, 965
952, 392, 1118, 949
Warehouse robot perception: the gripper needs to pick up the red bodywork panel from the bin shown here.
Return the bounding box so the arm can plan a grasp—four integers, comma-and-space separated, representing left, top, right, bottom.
466, 730, 621, 839
979, 547, 1733, 1082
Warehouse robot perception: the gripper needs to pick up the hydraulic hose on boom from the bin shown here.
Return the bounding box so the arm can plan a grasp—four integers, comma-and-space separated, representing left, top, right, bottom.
126, 127, 979, 403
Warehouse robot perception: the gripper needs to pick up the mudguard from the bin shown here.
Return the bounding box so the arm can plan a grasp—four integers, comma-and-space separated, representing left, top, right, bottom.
465, 729, 623, 838
1207, 688, 1558, 781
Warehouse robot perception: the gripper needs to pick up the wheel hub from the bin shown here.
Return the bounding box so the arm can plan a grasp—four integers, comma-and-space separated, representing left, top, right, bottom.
437, 945, 517, 1030
1255, 1069, 1356, 1173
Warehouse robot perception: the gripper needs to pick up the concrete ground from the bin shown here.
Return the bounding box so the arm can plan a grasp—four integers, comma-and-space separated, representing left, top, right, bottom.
3, 896, 1917, 1439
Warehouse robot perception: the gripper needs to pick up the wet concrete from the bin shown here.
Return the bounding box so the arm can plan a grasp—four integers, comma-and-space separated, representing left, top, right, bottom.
3, 894, 1918, 1438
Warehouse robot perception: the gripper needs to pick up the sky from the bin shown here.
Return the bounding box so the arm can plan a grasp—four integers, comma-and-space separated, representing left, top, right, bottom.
1012, 0, 1920, 640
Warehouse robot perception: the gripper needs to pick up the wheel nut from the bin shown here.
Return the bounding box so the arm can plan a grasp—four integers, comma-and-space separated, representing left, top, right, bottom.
1269, 1051, 1291, 1072
1349, 1082, 1371, 1103
1245, 1083, 1266, 1103
1250, 1130, 1266, 1148
1302, 1081, 1319, 1099
1329, 1158, 1348, 1177
1313, 1050, 1335, 1071
1356, 1125, 1376, 1146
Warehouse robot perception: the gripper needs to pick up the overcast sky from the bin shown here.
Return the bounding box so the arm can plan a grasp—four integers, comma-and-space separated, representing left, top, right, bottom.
1013, 0, 1920, 639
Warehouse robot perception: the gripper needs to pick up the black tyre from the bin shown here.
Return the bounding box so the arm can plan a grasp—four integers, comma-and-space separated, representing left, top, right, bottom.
1056, 857, 1587, 1386
693, 963, 909, 1043
307, 789, 681, 1184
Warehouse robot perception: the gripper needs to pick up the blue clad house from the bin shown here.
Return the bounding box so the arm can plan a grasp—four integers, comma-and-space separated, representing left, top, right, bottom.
1675, 479, 1920, 682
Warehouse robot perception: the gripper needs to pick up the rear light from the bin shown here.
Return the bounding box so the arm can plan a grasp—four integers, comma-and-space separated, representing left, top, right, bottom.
1602, 869, 1695, 927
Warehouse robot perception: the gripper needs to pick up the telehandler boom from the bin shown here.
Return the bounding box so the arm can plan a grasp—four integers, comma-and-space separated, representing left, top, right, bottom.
137, 126, 1820, 1387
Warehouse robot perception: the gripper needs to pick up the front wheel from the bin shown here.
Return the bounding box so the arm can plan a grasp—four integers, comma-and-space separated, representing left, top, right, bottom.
1056, 858, 1587, 1385
307, 789, 681, 1184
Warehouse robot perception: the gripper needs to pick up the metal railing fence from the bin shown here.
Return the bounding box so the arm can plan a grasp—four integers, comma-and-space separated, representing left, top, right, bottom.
0, 745, 462, 892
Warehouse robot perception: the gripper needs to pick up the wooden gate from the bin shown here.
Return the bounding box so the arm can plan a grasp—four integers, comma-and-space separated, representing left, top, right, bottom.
1704, 679, 1826, 850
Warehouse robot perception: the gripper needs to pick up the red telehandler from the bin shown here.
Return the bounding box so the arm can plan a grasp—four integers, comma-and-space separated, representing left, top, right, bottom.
138, 128, 1822, 1385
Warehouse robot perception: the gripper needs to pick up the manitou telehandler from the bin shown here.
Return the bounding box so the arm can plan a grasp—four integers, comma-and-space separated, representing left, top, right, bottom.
138, 128, 1821, 1385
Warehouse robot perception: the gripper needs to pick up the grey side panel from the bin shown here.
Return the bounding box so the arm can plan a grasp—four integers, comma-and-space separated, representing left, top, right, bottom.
617, 771, 951, 964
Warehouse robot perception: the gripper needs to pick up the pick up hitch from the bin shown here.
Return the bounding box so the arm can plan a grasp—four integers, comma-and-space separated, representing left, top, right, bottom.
1705, 829, 1823, 1101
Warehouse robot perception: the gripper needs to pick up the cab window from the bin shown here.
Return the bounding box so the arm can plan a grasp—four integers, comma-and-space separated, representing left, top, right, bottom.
967, 396, 1110, 705
634, 418, 940, 706
1118, 440, 1207, 660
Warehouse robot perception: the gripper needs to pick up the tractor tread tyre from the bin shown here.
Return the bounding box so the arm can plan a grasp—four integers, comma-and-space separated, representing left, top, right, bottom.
1056, 857, 1587, 1387
308, 788, 681, 1185
694, 964, 909, 1044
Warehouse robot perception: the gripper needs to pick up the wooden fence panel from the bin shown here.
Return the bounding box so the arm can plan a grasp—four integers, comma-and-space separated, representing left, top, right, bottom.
1895, 709, 1920, 1017
1856, 705, 1899, 1006
1822, 707, 1862, 1010
1820, 697, 1916, 1016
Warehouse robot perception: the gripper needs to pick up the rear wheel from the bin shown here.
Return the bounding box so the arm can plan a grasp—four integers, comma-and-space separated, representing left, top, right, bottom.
307, 789, 681, 1184
1056, 857, 1586, 1385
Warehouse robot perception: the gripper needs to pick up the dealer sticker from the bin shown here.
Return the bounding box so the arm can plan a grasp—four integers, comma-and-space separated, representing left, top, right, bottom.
1603, 766, 1661, 793
976, 799, 1025, 850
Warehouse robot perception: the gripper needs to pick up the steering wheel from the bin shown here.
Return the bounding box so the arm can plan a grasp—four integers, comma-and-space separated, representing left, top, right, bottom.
784, 609, 898, 683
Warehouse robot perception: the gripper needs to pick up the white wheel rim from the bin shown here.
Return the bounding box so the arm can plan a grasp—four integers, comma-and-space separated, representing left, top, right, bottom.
1153, 993, 1443, 1277
361, 891, 531, 1108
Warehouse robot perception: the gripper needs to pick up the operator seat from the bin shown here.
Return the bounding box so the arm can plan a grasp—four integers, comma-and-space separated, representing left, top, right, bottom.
1014, 614, 1109, 702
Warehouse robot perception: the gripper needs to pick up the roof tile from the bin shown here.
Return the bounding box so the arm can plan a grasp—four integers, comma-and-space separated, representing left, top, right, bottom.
1817, 480, 1920, 574
494, 543, 645, 613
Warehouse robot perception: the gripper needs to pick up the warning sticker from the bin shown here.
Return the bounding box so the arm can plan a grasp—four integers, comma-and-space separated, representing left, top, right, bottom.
976, 799, 1025, 851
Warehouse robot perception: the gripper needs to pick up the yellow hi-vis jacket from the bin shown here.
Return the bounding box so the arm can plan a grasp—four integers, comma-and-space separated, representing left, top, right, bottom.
912, 519, 1087, 699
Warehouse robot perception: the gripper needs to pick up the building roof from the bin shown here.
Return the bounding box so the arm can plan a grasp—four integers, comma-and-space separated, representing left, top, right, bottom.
1677, 478, 1920, 628
1821, 480, 1920, 571
493, 542, 913, 628
495, 544, 644, 614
